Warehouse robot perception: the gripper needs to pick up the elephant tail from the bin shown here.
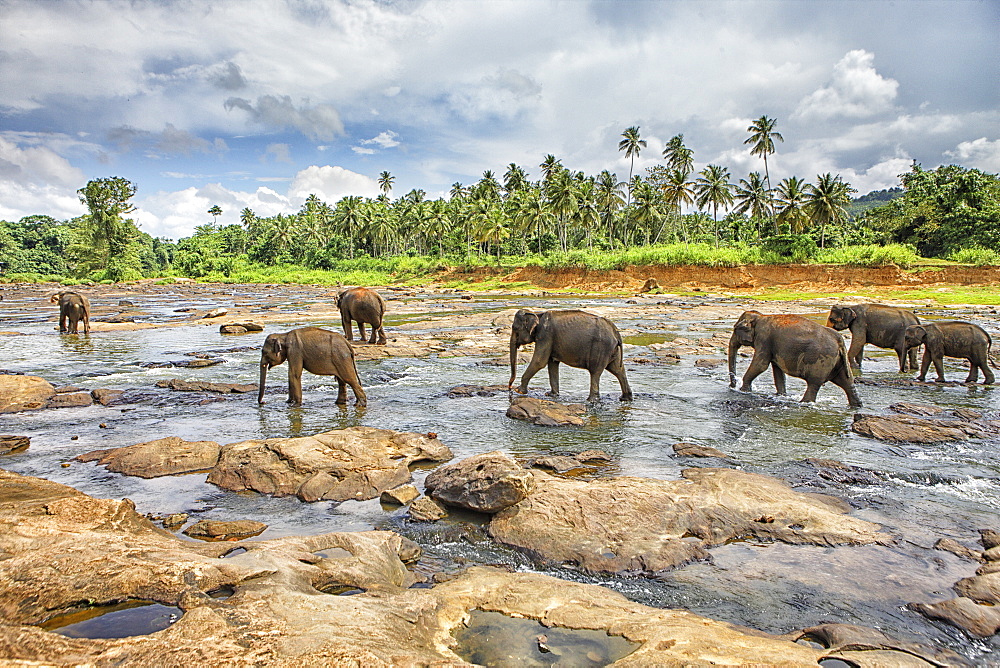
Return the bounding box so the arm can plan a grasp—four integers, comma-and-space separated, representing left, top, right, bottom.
988, 339, 1000, 369
836, 335, 854, 378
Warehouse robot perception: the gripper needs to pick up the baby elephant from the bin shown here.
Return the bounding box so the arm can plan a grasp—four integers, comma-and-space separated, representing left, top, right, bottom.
826, 303, 919, 372
258, 327, 367, 407
49, 290, 90, 334
904, 321, 995, 384
336, 287, 386, 345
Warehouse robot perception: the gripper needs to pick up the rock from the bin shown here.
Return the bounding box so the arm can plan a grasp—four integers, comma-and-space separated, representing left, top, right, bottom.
488, 468, 889, 576
380, 484, 420, 505
207, 427, 453, 502
219, 325, 248, 334
506, 396, 586, 427
408, 496, 448, 521
576, 450, 611, 463
640, 278, 660, 293
183, 519, 267, 541
118, 300, 135, 307
425, 451, 535, 513
202, 308, 228, 318
888, 402, 944, 416
796, 623, 971, 667
0, 374, 55, 413
982, 529, 1000, 551
851, 413, 993, 443
446, 384, 510, 397
694, 358, 726, 369
234, 322, 264, 332
76, 437, 223, 478
162, 513, 188, 529
46, 391, 94, 409
672, 442, 730, 458
156, 379, 258, 393
804, 459, 883, 486
0, 435, 29, 455
97, 313, 135, 323
951, 407, 983, 420
654, 351, 681, 364
174, 358, 226, 368
909, 597, 1000, 638
91, 388, 125, 405
54, 385, 84, 393
530, 455, 593, 474
935, 538, 983, 562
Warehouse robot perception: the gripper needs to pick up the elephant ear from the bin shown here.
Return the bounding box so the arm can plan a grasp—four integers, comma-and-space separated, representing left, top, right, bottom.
841, 307, 857, 325
524, 312, 540, 341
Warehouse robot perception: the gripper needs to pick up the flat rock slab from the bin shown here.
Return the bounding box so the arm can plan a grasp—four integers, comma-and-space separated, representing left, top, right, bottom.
408, 496, 448, 521
380, 484, 419, 505
0, 374, 55, 413
45, 391, 93, 409
207, 426, 453, 502
183, 519, 267, 541
425, 451, 534, 513
76, 437, 223, 478
91, 388, 125, 405
673, 442, 730, 458
0, 435, 29, 455
446, 384, 510, 397
489, 468, 889, 576
507, 396, 585, 427
851, 413, 997, 443
156, 379, 258, 393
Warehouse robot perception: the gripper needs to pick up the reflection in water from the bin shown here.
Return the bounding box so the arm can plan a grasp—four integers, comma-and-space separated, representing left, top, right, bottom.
41, 600, 180, 638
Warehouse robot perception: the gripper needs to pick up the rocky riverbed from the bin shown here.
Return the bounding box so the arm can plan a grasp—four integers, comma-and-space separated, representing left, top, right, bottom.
1, 280, 999, 664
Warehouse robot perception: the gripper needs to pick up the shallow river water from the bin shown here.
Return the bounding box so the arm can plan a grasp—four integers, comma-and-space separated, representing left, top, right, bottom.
1, 287, 999, 664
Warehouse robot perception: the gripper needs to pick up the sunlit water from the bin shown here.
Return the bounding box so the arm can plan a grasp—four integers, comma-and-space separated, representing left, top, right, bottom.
1, 288, 998, 662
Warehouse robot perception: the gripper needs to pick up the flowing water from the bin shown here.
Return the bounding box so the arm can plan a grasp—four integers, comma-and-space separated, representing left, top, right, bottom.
1, 288, 998, 663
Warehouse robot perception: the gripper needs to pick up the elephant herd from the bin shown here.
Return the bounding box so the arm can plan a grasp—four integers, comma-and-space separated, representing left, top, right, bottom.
50, 286, 995, 408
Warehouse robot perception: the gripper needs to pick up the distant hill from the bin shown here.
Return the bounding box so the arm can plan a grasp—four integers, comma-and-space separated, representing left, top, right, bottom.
847, 187, 904, 218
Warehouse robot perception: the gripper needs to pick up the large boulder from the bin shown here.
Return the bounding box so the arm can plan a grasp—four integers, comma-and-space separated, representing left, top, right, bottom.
489, 468, 890, 576
207, 427, 453, 502
851, 413, 995, 443
0, 435, 29, 455
506, 396, 585, 427
424, 451, 535, 513
183, 519, 267, 541
45, 391, 94, 409
76, 437, 223, 478
0, 375, 55, 413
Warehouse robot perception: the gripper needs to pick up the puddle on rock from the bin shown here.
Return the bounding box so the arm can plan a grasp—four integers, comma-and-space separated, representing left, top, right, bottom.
41, 600, 180, 638
452, 609, 638, 667
313, 547, 352, 559
317, 583, 365, 595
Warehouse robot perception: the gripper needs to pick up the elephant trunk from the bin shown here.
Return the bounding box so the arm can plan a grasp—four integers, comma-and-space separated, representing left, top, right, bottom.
258, 363, 269, 404
727, 335, 742, 388
508, 335, 520, 388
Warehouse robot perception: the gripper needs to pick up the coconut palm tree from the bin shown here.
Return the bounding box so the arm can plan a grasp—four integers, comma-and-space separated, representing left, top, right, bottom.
595, 170, 625, 246
774, 176, 809, 234
476, 170, 501, 202
449, 182, 466, 200
695, 165, 735, 246
335, 196, 366, 259
502, 163, 528, 197
733, 172, 773, 221
805, 173, 855, 248
539, 154, 562, 184
515, 190, 556, 254
662, 134, 694, 176
618, 126, 646, 204
208, 205, 222, 225
545, 168, 579, 252
744, 116, 783, 209
658, 169, 695, 244
377, 171, 395, 198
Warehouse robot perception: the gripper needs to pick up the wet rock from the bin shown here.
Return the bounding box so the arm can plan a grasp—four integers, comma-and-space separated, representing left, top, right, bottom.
529, 455, 592, 474
425, 451, 535, 513
162, 513, 188, 529
909, 597, 1000, 638
888, 402, 943, 416
480, 352, 532, 367
207, 427, 453, 502
76, 437, 222, 478
576, 450, 611, 463
935, 538, 983, 562
53, 385, 84, 393
118, 299, 135, 307
446, 384, 510, 397
0, 374, 55, 413
97, 313, 135, 323
694, 358, 726, 369
408, 496, 448, 521
91, 388, 125, 406
982, 529, 1000, 551
672, 442, 730, 458
46, 391, 94, 409
173, 358, 226, 368
506, 396, 586, 427
0, 435, 29, 455
380, 484, 420, 505
851, 413, 995, 443
202, 308, 228, 318
155, 379, 258, 393
796, 623, 972, 667
804, 458, 883, 486
219, 324, 248, 334
183, 519, 267, 541
488, 468, 889, 576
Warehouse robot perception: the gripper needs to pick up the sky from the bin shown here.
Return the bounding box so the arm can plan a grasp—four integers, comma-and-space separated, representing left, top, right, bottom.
1, 0, 998, 240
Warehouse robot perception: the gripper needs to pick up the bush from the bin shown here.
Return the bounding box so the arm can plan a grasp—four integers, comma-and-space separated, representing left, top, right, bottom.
814, 244, 918, 268
948, 247, 1000, 266
761, 235, 818, 263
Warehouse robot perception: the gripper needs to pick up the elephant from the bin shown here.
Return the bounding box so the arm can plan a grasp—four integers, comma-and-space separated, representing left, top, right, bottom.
258, 327, 367, 407
336, 287, 386, 345
507, 309, 632, 402
49, 291, 90, 334
728, 310, 862, 407
826, 303, 920, 372
903, 321, 995, 384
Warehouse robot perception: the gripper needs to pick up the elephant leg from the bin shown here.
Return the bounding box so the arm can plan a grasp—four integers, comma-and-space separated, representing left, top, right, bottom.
932, 356, 946, 382
981, 355, 995, 385
831, 370, 863, 408
546, 360, 560, 396
376, 325, 386, 345
771, 365, 787, 395
894, 346, 908, 373
965, 358, 979, 384
286, 361, 304, 406
607, 358, 632, 401
335, 377, 348, 404
907, 346, 919, 371
347, 376, 367, 406
739, 352, 771, 392
357, 322, 367, 342
800, 381, 821, 403
847, 335, 865, 369
341, 313, 353, 341
586, 368, 602, 402
518, 342, 552, 394
916, 350, 931, 382
367, 326, 377, 345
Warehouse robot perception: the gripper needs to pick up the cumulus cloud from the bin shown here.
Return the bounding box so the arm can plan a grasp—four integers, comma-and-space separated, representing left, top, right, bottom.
225, 95, 344, 141
446, 68, 542, 122
156, 123, 213, 155
946, 138, 1000, 173
212, 61, 247, 91
264, 143, 292, 163
795, 50, 899, 120
0, 135, 85, 187
287, 165, 379, 202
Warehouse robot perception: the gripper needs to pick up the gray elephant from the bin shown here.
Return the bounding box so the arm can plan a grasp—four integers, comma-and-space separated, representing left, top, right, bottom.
508, 309, 632, 402
904, 321, 995, 384
336, 287, 386, 344
49, 291, 90, 334
826, 303, 919, 372
258, 327, 367, 407
728, 310, 861, 407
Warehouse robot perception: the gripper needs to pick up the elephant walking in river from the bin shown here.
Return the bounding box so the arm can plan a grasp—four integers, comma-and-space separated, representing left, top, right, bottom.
904, 321, 995, 385
336, 287, 386, 345
258, 327, 367, 407
826, 303, 919, 372
49, 291, 90, 334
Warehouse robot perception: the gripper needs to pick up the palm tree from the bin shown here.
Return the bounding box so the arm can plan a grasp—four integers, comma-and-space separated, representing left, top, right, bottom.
545, 168, 579, 251
571, 179, 600, 249
774, 176, 809, 234
449, 182, 466, 200
733, 172, 773, 221
744, 116, 784, 209
539, 154, 562, 184
595, 170, 625, 246
618, 126, 646, 204
695, 165, 734, 246
424, 200, 452, 257
476, 170, 501, 202
336, 195, 366, 259
473, 205, 510, 260
658, 169, 695, 243
502, 163, 528, 197
805, 173, 855, 248
631, 181, 663, 246
515, 190, 556, 254
377, 171, 395, 198
208, 205, 222, 225
662, 134, 694, 176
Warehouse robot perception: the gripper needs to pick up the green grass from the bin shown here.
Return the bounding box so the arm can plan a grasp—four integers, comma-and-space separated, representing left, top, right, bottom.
813, 244, 919, 268
755, 285, 1000, 306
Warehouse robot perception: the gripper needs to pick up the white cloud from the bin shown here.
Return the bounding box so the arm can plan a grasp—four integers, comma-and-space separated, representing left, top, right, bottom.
287, 165, 379, 202
795, 50, 899, 120
946, 138, 1000, 173
362, 130, 400, 149
264, 143, 292, 164
225, 95, 344, 141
